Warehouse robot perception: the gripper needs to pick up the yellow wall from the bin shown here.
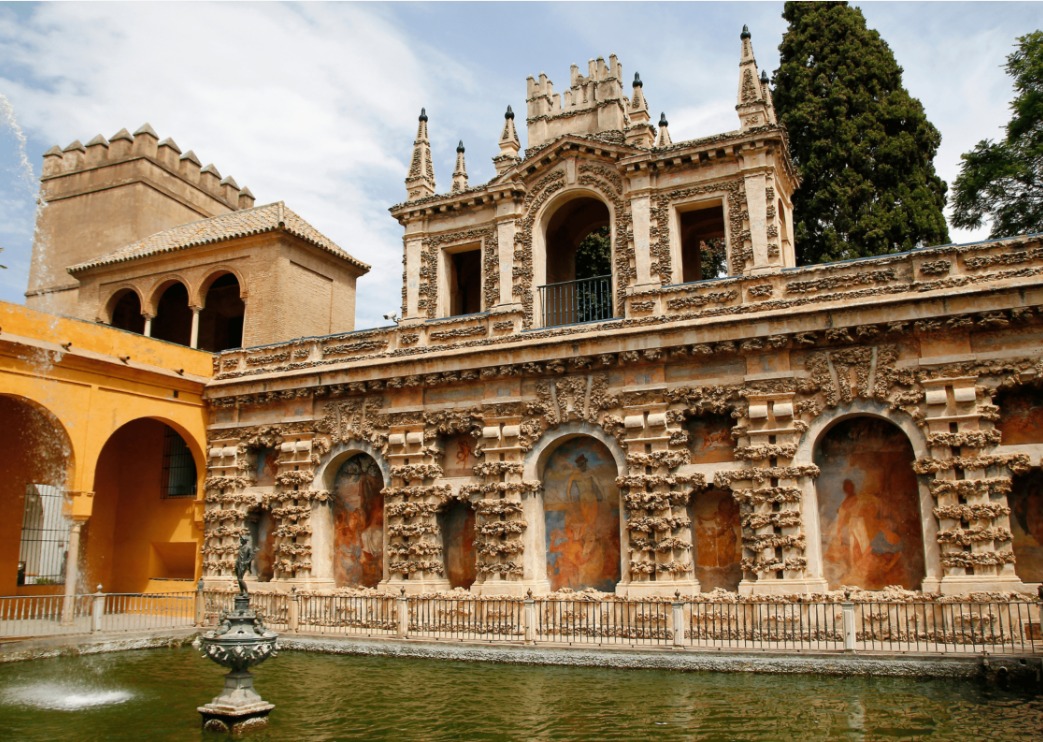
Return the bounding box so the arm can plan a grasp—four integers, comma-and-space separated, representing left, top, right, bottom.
0, 302, 211, 595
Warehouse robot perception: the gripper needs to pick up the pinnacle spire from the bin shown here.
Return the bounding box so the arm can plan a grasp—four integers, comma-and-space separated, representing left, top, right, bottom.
452, 140, 468, 192
736, 25, 775, 130
655, 112, 672, 147
494, 105, 521, 175
625, 71, 655, 148
405, 107, 436, 201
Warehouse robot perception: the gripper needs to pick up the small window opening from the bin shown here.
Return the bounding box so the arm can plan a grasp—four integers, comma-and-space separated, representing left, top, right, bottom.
680, 201, 727, 282
18, 484, 69, 585
163, 428, 197, 497
447, 248, 482, 316
110, 290, 145, 334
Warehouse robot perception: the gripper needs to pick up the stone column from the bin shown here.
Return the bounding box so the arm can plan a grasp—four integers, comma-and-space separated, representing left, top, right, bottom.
190, 305, 202, 349
60, 519, 86, 625
143, 312, 154, 337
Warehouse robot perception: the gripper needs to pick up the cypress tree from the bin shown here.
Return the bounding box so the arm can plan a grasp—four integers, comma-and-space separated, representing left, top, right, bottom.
951, 31, 1043, 238
772, 1, 949, 265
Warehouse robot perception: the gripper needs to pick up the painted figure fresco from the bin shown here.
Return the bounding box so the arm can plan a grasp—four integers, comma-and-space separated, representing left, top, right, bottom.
442, 433, 477, 478
1010, 470, 1043, 583
247, 509, 275, 581
543, 437, 620, 592
690, 487, 742, 591
253, 446, 279, 487
997, 388, 1043, 444
439, 501, 477, 589
816, 417, 925, 590
686, 415, 734, 464
332, 453, 384, 588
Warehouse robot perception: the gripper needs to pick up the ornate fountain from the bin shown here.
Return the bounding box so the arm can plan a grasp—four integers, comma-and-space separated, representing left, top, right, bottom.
197, 536, 279, 735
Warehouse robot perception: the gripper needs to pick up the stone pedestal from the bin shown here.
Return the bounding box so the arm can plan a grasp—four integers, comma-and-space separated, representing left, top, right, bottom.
197, 670, 274, 735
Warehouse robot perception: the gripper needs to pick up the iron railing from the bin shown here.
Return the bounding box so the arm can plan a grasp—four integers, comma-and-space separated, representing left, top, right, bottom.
538, 274, 612, 327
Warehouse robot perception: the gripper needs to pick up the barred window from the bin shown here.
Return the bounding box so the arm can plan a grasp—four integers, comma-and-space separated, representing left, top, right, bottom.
163, 428, 197, 497
18, 484, 69, 585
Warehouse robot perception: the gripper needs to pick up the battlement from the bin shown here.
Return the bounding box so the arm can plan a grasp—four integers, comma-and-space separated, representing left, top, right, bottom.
526, 55, 629, 150
41, 124, 254, 211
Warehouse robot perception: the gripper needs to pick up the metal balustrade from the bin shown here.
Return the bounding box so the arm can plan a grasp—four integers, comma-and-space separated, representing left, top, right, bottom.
538, 274, 612, 327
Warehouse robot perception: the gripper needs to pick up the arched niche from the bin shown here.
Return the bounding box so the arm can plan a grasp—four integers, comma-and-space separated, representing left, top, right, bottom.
533, 190, 615, 327
689, 486, 742, 591
1010, 468, 1043, 584
246, 507, 276, 582
106, 288, 145, 334
813, 416, 926, 591
438, 500, 477, 589
151, 280, 192, 346
198, 271, 245, 352
535, 433, 622, 592
326, 450, 386, 588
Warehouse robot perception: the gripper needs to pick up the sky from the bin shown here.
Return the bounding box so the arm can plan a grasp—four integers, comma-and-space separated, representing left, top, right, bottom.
0, 1, 1039, 329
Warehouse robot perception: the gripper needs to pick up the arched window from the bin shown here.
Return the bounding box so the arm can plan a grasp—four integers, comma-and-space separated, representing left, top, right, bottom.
198, 273, 245, 352
538, 196, 613, 327
109, 289, 145, 334
151, 282, 192, 346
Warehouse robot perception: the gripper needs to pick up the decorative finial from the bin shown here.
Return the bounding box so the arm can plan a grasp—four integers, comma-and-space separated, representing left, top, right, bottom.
419, 107, 428, 122
761, 69, 769, 83
505, 105, 515, 120
633, 72, 643, 88
659, 112, 668, 127
457, 140, 465, 153
741, 24, 751, 40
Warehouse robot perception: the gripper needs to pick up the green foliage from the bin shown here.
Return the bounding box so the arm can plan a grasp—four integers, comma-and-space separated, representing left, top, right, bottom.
952, 31, 1043, 238
772, 1, 949, 265
574, 225, 611, 280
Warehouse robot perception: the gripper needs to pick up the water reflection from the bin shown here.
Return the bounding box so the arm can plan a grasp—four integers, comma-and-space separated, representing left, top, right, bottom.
0, 648, 1041, 740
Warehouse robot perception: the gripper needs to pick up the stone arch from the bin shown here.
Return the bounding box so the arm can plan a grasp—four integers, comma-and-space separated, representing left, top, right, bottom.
314, 442, 389, 588
0, 395, 76, 594
808, 412, 927, 591
532, 185, 619, 327
89, 417, 202, 592
197, 269, 245, 352
526, 424, 626, 592
148, 277, 193, 346
104, 285, 146, 334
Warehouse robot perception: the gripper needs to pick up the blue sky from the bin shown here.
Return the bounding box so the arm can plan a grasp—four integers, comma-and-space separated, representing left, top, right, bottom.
0, 2, 1039, 328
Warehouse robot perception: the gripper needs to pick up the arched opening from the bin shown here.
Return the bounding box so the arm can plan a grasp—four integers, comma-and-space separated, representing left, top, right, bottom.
198, 273, 245, 352
996, 386, 1043, 444
0, 396, 72, 594
331, 453, 384, 588
438, 500, 477, 589
539, 196, 612, 327
1010, 469, 1043, 584
108, 289, 145, 334
814, 416, 925, 591
151, 281, 192, 346
541, 436, 620, 591
88, 419, 201, 593
689, 487, 742, 591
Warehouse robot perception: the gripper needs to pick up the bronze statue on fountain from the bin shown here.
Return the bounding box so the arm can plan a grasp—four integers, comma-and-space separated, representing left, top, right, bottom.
197, 535, 279, 734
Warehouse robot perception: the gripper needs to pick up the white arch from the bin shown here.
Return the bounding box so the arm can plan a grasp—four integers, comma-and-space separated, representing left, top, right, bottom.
796, 401, 939, 590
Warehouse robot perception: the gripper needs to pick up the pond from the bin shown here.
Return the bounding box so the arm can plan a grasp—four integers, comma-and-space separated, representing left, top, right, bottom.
0, 648, 1041, 740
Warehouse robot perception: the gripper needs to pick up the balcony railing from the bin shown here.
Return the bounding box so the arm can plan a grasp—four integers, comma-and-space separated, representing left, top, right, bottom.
538, 274, 612, 327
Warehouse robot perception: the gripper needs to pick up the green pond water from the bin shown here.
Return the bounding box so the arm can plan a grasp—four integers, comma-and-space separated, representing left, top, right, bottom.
0, 648, 1041, 741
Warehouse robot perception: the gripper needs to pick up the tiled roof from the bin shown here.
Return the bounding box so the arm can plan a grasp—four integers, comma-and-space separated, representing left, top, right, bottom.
67, 201, 370, 273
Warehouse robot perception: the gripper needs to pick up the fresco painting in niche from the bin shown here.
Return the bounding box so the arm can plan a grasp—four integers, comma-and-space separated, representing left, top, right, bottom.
439, 501, 477, 589
332, 454, 384, 588
1010, 470, 1043, 583
816, 417, 925, 591
997, 388, 1043, 444
442, 433, 477, 478
543, 437, 620, 592
687, 415, 734, 464
247, 510, 275, 581
253, 446, 279, 487
690, 487, 742, 591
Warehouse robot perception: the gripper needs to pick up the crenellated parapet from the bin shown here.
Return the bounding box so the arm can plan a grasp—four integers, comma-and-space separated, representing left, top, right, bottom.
526, 55, 629, 149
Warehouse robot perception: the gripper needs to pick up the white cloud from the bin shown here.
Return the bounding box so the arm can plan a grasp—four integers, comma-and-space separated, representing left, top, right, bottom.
0, 2, 1038, 326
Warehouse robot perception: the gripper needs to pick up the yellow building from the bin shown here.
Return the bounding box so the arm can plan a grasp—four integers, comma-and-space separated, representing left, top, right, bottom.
0, 302, 210, 596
